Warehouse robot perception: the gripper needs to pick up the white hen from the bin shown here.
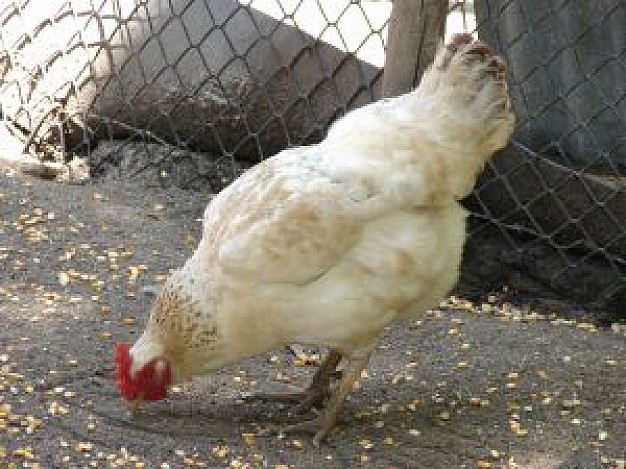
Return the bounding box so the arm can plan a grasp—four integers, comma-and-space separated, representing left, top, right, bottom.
115, 33, 515, 444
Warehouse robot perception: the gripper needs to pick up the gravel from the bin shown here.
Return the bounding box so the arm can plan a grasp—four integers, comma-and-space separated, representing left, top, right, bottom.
1, 169, 624, 469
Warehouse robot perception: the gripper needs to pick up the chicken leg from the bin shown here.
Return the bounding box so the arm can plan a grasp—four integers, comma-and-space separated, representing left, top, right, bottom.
259, 349, 373, 446
246, 349, 342, 413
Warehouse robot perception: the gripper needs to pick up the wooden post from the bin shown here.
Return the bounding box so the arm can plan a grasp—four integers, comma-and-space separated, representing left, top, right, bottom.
382, 0, 448, 98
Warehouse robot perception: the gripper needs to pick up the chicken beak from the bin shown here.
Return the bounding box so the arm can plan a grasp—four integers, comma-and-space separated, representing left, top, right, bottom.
124, 398, 142, 417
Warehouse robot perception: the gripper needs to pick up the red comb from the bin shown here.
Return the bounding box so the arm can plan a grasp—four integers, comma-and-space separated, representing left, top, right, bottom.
114, 342, 171, 401
115, 342, 135, 399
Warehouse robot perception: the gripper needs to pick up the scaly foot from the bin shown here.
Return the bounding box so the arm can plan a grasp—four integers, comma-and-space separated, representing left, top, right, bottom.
257, 415, 336, 447
244, 349, 342, 414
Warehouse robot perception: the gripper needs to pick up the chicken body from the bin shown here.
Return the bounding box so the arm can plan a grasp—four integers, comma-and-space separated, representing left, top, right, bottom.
127, 35, 514, 443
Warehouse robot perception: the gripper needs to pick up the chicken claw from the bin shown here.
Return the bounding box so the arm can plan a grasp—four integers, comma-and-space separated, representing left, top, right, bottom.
244, 349, 342, 414
257, 416, 333, 447
257, 350, 372, 444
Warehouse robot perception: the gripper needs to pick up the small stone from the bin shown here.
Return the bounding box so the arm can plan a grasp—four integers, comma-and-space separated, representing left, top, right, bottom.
75, 442, 94, 452
212, 445, 229, 459
241, 433, 255, 446
562, 399, 581, 409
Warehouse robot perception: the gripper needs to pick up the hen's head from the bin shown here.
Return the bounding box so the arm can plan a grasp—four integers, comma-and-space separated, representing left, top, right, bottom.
115, 342, 172, 403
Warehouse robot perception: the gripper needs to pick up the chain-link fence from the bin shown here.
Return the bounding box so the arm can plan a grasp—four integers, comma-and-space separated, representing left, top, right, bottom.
1, 0, 391, 188
1, 0, 624, 318
466, 0, 625, 319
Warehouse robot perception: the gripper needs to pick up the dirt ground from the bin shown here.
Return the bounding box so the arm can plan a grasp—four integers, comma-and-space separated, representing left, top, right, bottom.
1, 168, 625, 469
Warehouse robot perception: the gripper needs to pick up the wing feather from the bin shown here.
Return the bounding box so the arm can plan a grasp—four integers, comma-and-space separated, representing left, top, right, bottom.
202, 147, 384, 284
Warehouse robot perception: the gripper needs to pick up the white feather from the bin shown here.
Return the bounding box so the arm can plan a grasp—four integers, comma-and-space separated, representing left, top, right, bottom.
130, 39, 515, 381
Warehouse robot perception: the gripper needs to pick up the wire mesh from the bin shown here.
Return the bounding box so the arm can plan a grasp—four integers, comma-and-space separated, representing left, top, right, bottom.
1, 0, 390, 190
0, 0, 624, 315
467, 0, 625, 315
